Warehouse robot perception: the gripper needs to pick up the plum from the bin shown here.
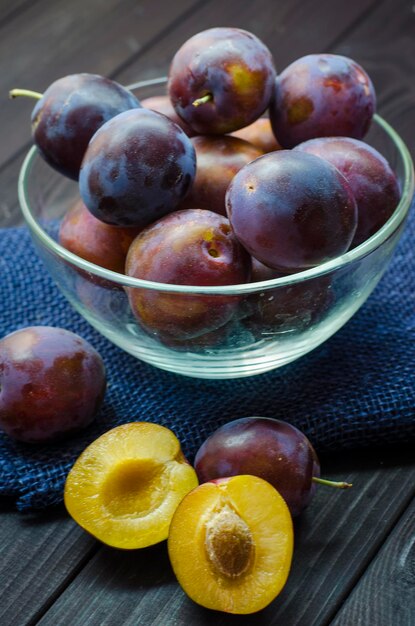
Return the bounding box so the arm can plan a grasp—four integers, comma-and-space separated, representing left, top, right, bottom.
294, 136, 401, 247
269, 54, 376, 148
79, 108, 196, 227
141, 95, 197, 136
180, 135, 264, 215
14, 73, 141, 180
194, 417, 351, 517
125, 209, 251, 342
225, 150, 358, 272
244, 258, 333, 336
168, 27, 276, 134
0, 326, 106, 443
231, 117, 281, 153
59, 199, 141, 274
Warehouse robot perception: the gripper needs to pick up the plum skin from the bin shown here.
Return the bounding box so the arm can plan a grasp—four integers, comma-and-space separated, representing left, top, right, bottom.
168, 27, 276, 134
79, 108, 197, 228
32, 73, 141, 180
0, 326, 106, 443
231, 117, 281, 153
270, 54, 376, 148
194, 417, 321, 517
243, 258, 333, 336
125, 209, 251, 342
294, 136, 401, 247
180, 135, 264, 216
59, 199, 141, 274
141, 95, 197, 137
226, 150, 358, 272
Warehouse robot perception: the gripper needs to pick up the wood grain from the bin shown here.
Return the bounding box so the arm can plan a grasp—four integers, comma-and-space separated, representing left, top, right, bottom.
0, 1, 414, 625
0, 0, 203, 170
34, 449, 415, 626
330, 498, 415, 626
0, 501, 97, 626
115, 0, 378, 85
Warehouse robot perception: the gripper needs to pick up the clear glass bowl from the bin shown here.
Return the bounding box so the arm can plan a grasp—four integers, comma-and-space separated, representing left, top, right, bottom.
18, 78, 414, 379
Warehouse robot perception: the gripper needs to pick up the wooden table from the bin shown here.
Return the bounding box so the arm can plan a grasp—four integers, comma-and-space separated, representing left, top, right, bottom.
1, 1, 414, 624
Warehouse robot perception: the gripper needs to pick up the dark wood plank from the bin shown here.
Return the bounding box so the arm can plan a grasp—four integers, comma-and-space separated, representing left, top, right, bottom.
0, 0, 202, 171
0, 0, 40, 25
115, 0, 378, 84
0, 500, 98, 626
332, 0, 415, 154
34, 448, 415, 626
330, 497, 415, 626
1, 1, 414, 625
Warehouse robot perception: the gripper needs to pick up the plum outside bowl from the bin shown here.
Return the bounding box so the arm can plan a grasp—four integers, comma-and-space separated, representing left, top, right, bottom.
18, 78, 414, 379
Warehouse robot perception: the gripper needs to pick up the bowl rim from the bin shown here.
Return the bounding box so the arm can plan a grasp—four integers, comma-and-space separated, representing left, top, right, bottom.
18, 77, 414, 296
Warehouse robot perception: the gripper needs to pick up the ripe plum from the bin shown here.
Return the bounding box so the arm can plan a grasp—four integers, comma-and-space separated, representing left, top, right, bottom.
168, 27, 276, 134
244, 258, 333, 336
125, 209, 251, 342
226, 150, 357, 272
181, 135, 264, 215
194, 417, 351, 517
0, 326, 106, 443
231, 117, 281, 153
27, 73, 141, 180
294, 136, 401, 247
270, 54, 376, 148
59, 199, 141, 274
79, 108, 196, 227
141, 95, 196, 136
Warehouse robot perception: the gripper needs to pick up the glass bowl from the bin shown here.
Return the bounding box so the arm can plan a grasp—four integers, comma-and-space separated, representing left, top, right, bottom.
18, 78, 414, 379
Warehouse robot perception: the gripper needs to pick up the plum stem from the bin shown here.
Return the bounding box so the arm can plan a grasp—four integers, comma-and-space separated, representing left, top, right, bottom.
312, 477, 353, 489
192, 93, 213, 107
9, 88, 42, 100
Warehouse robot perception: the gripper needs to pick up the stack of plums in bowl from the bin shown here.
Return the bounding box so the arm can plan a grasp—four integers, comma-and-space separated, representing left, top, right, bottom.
15, 26, 414, 379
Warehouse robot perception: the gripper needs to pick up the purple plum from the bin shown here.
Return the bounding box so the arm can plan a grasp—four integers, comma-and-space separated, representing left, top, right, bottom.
0, 326, 106, 443
168, 27, 276, 134
226, 150, 358, 272
79, 108, 196, 227
294, 136, 401, 246
270, 54, 376, 148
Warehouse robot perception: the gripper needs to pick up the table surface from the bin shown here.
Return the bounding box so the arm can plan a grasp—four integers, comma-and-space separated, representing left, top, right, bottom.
1, 1, 414, 625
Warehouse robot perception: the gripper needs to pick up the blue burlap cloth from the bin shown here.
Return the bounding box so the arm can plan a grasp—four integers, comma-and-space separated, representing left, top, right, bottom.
0, 213, 414, 511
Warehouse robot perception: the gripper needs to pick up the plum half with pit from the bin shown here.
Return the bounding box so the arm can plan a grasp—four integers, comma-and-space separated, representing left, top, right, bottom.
226, 150, 358, 273
125, 209, 251, 343
180, 135, 264, 215
20, 73, 141, 180
294, 136, 401, 247
194, 417, 351, 517
0, 326, 106, 443
270, 54, 376, 148
168, 27, 276, 134
79, 108, 196, 228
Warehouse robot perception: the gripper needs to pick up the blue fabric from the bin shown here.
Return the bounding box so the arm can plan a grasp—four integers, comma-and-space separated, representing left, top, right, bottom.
0, 213, 414, 511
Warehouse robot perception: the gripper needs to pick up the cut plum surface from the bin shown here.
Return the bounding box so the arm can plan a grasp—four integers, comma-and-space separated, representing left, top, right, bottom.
168, 475, 293, 614
64, 422, 199, 549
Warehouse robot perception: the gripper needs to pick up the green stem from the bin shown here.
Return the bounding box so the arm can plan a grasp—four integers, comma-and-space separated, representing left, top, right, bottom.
9, 88, 43, 100
192, 93, 213, 107
312, 477, 353, 489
